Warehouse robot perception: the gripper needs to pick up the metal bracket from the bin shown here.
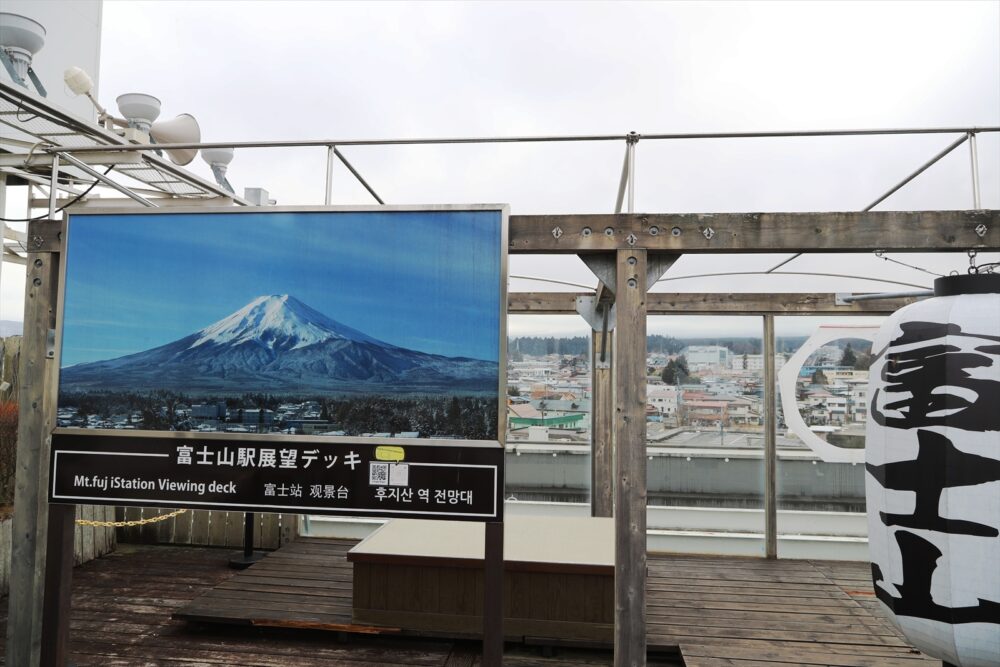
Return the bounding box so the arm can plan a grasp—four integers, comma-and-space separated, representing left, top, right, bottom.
835, 293, 851, 306
26, 67, 47, 97
581, 255, 617, 295
975, 223, 988, 238
576, 295, 616, 333
25, 219, 65, 253
45, 329, 56, 359
0, 48, 25, 87
647, 252, 679, 289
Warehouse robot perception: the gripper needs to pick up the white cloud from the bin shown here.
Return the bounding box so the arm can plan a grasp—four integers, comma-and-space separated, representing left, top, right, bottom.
2, 0, 998, 329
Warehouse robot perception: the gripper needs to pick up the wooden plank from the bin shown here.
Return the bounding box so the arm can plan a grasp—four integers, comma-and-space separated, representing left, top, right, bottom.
509, 291, 920, 314
99, 505, 115, 554
73, 504, 83, 564
172, 506, 193, 545
508, 210, 999, 253
6, 248, 60, 666
82, 505, 96, 562
225, 511, 247, 549
209, 510, 229, 546
590, 329, 613, 518
156, 505, 177, 545
191, 509, 211, 545
259, 512, 280, 549
613, 249, 647, 666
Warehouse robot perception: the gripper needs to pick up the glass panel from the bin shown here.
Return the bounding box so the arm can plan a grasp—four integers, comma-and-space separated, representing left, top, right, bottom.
647, 315, 765, 556
774, 316, 885, 558
505, 315, 593, 515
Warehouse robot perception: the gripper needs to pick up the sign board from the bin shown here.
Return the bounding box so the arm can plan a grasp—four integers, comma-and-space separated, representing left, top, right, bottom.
50, 206, 507, 521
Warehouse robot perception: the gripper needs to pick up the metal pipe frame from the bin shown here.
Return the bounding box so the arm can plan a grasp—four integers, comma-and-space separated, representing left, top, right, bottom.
614, 142, 630, 214
333, 147, 385, 205
765, 132, 976, 273
324, 146, 335, 205
838, 290, 932, 303
626, 133, 637, 214
969, 132, 981, 209
58, 153, 156, 208
46, 125, 1000, 153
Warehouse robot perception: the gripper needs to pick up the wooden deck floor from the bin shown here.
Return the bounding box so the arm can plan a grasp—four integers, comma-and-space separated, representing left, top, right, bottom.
0, 540, 677, 666
0, 537, 942, 666
175, 538, 941, 667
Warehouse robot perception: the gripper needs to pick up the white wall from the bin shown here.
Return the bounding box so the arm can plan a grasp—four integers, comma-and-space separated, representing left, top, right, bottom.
1, 0, 103, 119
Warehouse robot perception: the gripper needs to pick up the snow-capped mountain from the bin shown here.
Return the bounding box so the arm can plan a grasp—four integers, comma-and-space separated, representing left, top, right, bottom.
190, 295, 382, 352
60, 295, 497, 394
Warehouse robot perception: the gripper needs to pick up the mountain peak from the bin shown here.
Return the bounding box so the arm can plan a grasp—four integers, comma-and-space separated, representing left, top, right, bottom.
190, 294, 383, 352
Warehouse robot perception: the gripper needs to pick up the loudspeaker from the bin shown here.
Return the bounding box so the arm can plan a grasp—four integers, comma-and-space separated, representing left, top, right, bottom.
150, 113, 201, 165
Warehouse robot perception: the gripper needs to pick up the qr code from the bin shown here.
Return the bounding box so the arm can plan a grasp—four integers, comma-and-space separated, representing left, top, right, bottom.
369, 462, 389, 485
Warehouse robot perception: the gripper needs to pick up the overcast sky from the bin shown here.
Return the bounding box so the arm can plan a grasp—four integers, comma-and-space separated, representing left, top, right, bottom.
3, 1, 998, 338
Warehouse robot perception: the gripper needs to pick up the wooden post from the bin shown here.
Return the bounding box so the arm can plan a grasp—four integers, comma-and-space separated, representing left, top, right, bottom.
614, 249, 647, 666
483, 521, 504, 666
591, 328, 613, 517
40, 503, 75, 666
6, 246, 63, 666
763, 315, 778, 559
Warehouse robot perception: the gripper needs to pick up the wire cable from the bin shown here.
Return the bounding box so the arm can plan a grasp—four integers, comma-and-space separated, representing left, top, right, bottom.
655, 271, 931, 290
0, 165, 115, 223
873, 250, 944, 277
509, 275, 597, 291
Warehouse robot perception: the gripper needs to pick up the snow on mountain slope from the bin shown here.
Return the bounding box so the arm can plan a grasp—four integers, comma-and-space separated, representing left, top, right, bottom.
191, 294, 384, 351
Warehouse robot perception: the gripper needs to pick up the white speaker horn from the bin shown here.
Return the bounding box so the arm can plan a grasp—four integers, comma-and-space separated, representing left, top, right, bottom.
150, 113, 201, 165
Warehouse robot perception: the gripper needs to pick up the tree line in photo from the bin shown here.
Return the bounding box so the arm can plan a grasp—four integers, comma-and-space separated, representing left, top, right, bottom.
57, 390, 499, 442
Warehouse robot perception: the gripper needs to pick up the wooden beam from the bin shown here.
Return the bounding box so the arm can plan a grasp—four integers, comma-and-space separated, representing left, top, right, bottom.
508, 292, 919, 314
6, 250, 61, 666
591, 329, 613, 518
509, 210, 999, 253
613, 249, 647, 666
25, 219, 65, 254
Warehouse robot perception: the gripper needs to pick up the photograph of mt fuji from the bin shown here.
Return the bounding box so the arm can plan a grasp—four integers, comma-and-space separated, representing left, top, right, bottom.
58, 209, 504, 441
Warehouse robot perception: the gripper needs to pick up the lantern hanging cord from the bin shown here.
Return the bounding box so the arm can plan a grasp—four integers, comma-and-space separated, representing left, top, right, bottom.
967, 249, 999, 274
873, 250, 943, 277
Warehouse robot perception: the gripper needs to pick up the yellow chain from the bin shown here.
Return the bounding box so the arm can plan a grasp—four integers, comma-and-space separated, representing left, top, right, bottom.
75, 508, 188, 527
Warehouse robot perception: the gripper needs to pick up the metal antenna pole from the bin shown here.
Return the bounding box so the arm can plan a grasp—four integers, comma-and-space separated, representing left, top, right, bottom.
969, 132, 981, 209
626, 132, 638, 214
615, 142, 630, 214
325, 146, 335, 205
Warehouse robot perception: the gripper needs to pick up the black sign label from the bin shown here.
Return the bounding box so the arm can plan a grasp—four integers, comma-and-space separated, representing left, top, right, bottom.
50, 431, 503, 521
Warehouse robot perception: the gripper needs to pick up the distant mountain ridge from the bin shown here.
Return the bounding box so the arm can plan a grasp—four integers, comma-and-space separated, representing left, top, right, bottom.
0, 320, 22, 337
60, 295, 497, 395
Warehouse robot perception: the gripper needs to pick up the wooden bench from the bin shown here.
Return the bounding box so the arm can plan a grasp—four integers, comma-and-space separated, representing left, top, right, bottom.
347, 515, 614, 641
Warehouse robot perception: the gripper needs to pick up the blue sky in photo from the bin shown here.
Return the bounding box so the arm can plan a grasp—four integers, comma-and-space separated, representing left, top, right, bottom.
60, 210, 503, 366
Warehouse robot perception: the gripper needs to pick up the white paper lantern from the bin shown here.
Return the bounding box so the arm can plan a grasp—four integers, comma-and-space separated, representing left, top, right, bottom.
866, 273, 1000, 667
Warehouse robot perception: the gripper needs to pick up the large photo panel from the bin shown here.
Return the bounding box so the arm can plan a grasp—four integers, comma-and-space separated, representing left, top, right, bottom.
57, 206, 507, 445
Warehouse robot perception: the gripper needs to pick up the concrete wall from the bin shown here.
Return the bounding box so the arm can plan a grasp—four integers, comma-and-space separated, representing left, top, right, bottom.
505, 447, 865, 512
